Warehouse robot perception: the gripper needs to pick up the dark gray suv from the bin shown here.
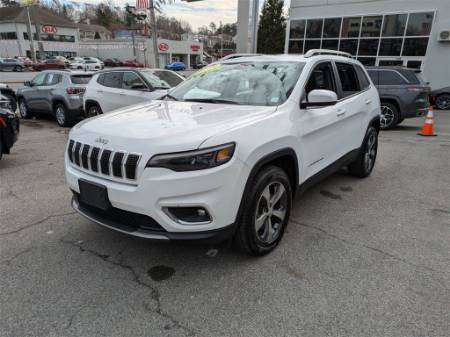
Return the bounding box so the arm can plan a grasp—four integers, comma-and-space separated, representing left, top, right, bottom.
367, 67, 430, 130
16, 70, 93, 127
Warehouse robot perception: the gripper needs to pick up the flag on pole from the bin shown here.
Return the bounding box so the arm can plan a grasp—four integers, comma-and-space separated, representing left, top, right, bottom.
136, 0, 149, 10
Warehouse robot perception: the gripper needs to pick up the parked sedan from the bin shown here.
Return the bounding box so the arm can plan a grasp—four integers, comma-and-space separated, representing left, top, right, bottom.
104, 58, 122, 67
33, 59, 66, 71
193, 61, 208, 69
165, 62, 186, 71
120, 60, 144, 68
69, 60, 103, 71
0, 94, 20, 161
84, 68, 185, 116
0, 58, 25, 72
367, 66, 430, 129
17, 71, 93, 127
430, 87, 450, 110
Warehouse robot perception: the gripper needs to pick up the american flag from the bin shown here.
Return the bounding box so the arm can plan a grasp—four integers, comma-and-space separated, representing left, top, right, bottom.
136, 0, 149, 10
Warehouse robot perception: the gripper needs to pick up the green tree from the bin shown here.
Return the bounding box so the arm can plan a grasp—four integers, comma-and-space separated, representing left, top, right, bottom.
95, 2, 120, 29
257, 0, 286, 54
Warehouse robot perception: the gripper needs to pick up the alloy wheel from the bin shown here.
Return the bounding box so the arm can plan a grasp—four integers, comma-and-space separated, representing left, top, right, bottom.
254, 181, 288, 245
435, 94, 450, 110
55, 106, 66, 125
88, 106, 100, 117
380, 105, 395, 129
364, 132, 377, 173
19, 100, 27, 118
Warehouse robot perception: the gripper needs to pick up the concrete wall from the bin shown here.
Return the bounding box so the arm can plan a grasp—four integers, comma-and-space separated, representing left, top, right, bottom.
288, 0, 450, 89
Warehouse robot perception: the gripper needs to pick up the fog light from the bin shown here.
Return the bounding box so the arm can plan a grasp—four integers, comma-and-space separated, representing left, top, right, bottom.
164, 207, 212, 224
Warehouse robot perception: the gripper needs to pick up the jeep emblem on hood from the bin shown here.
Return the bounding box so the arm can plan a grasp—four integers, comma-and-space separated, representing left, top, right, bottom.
95, 137, 109, 145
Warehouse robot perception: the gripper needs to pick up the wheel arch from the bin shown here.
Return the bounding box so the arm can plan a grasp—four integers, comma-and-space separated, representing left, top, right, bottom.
380, 97, 401, 115
235, 148, 299, 223
84, 99, 101, 111
52, 98, 68, 112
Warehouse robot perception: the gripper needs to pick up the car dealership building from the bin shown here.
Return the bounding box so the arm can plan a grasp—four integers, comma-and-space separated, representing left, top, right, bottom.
286, 0, 450, 90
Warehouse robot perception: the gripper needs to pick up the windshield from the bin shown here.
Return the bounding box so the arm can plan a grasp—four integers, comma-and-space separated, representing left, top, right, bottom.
140, 70, 184, 89
168, 61, 305, 106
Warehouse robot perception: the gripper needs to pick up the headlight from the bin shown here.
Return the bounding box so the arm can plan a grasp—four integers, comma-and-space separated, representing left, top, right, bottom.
146, 143, 235, 171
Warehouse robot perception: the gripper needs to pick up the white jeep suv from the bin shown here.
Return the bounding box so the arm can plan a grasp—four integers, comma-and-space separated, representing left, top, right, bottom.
65, 50, 380, 256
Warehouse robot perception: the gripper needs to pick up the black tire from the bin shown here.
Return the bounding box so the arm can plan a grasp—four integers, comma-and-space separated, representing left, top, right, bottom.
18, 98, 32, 119
348, 126, 378, 178
435, 94, 450, 110
234, 166, 292, 256
397, 117, 405, 125
380, 102, 399, 130
54, 103, 73, 127
86, 103, 102, 118
3, 93, 17, 112
14, 66, 22, 72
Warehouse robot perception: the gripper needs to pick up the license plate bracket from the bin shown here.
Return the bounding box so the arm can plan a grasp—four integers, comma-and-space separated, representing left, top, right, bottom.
78, 179, 111, 211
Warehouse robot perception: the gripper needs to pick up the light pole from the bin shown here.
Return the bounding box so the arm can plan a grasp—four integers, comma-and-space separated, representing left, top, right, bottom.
25, 4, 37, 62
149, 0, 159, 68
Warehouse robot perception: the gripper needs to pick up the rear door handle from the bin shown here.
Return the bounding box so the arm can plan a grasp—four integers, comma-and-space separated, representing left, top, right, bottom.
365, 99, 372, 105
337, 109, 346, 116
97, 90, 104, 93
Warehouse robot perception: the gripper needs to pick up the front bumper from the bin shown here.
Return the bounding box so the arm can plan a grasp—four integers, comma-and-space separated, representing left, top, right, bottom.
65, 154, 250, 239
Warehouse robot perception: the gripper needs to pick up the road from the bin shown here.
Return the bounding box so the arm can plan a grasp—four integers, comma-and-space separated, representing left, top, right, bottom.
1, 112, 449, 337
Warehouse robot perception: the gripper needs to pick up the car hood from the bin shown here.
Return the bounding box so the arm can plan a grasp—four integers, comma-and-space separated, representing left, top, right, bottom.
71, 100, 276, 155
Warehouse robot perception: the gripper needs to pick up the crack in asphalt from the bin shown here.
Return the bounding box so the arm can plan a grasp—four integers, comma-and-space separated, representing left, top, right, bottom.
0, 247, 35, 265
60, 239, 197, 336
0, 211, 76, 236
290, 218, 446, 276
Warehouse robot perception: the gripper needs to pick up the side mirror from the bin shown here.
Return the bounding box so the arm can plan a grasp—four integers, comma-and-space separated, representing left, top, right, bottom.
300, 89, 338, 109
24, 81, 32, 87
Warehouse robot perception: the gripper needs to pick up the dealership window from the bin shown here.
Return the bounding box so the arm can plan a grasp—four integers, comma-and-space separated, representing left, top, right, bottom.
290, 20, 306, 39
304, 40, 321, 52
341, 17, 361, 38
378, 38, 402, 56
288, 40, 303, 54
402, 38, 429, 56
339, 39, 358, 54
361, 16, 382, 37
306, 19, 323, 39
382, 14, 407, 37
323, 18, 341, 38
378, 60, 404, 66
322, 39, 339, 50
358, 39, 379, 56
406, 12, 434, 36
358, 57, 376, 66
0, 32, 17, 40
406, 60, 422, 69
23, 32, 38, 40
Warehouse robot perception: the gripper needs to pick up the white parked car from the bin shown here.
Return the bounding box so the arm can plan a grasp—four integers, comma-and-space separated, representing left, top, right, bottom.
69, 60, 103, 71
83, 57, 104, 68
65, 50, 381, 256
83, 68, 185, 116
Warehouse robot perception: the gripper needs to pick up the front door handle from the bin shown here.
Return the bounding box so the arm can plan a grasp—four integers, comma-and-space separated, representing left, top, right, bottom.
365, 99, 372, 105
337, 109, 346, 116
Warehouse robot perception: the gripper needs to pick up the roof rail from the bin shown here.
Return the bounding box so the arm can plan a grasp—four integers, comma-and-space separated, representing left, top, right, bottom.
304, 49, 354, 59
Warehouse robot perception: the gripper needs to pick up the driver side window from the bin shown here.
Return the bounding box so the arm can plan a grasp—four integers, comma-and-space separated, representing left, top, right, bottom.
122, 72, 147, 90
305, 62, 336, 94
32, 73, 47, 86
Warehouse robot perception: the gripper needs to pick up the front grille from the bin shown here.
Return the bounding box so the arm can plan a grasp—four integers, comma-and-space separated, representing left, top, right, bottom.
69, 139, 141, 181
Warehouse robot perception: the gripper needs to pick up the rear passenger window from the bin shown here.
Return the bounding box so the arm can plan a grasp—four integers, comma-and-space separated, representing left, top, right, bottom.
102, 72, 123, 88
305, 62, 336, 94
355, 65, 370, 90
336, 63, 361, 98
378, 70, 407, 85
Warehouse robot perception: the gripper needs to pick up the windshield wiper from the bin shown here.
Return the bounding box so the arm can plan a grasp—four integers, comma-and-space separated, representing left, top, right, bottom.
164, 94, 178, 101
183, 98, 241, 105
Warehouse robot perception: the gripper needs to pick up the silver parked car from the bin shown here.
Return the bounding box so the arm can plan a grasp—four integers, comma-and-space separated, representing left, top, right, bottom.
0, 58, 25, 72
16, 70, 93, 127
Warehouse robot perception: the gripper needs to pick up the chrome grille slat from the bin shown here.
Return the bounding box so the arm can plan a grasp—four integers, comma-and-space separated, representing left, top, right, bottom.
69, 139, 141, 181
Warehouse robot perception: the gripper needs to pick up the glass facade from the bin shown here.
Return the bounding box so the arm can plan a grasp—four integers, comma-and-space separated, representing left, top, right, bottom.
288, 11, 435, 68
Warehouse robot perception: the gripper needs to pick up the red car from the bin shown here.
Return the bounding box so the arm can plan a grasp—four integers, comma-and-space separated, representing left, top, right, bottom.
33, 59, 66, 71
120, 60, 144, 68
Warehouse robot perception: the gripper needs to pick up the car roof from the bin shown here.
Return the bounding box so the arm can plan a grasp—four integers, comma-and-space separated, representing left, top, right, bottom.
217, 53, 361, 65
40, 70, 94, 75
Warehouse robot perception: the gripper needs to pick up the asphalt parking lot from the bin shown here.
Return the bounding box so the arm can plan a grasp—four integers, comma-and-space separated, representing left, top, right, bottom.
1, 112, 449, 337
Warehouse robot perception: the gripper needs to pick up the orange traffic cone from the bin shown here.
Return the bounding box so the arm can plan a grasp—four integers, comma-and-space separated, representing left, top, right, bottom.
418, 106, 437, 137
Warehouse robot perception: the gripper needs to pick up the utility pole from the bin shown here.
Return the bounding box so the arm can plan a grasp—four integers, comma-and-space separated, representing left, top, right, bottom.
25, 5, 36, 62
149, 0, 159, 68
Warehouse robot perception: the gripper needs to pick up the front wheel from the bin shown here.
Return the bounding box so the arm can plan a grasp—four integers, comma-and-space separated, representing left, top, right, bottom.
86, 103, 102, 118
435, 94, 450, 110
234, 166, 292, 256
348, 126, 378, 178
